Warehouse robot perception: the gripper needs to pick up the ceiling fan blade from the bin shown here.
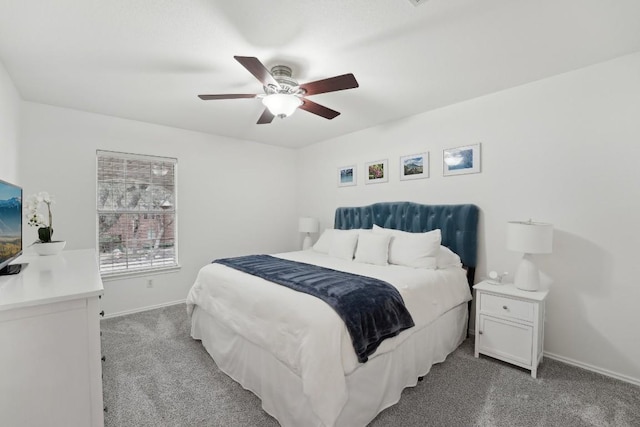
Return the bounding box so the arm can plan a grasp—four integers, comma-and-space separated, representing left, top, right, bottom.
198, 94, 258, 100
257, 108, 275, 124
234, 56, 281, 90
299, 99, 340, 120
299, 73, 359, 96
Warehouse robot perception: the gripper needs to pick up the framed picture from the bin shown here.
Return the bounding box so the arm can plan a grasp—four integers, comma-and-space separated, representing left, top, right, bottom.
443, 143, 481, 176
400, 152, 429, 181
337, 165, 357, 187
365, 159, 389, 184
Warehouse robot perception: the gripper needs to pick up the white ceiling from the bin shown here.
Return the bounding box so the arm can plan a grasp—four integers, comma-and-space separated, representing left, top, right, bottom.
1, 0, 639, 148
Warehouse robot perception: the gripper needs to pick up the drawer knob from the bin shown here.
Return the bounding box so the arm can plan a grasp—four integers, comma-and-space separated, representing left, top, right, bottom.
502, 305, 508, 310
101, 356, 106, 362
99, 310, 105, 317
478, 331, 483, 335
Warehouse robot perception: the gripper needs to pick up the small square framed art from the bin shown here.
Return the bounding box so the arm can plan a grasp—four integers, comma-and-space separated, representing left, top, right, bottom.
337, 165, 357, 187
400, 152, 429, 181
443, 143, 481, 176
365, 159, 389, 184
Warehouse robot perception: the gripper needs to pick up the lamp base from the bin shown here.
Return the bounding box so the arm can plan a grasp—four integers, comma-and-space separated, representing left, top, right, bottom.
514, 253, 541, 291
302, 234, 312, 250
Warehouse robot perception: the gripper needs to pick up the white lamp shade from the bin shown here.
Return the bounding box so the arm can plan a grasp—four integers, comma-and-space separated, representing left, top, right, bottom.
299, 217, 319, 233
507, 221, 553, 254
262, 94, 303, 117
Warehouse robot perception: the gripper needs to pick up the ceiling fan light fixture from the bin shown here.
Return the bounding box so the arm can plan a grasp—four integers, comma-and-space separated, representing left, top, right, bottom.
262, 93, 303, 118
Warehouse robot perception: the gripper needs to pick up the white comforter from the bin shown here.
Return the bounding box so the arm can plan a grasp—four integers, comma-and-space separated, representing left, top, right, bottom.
186, 250, 471, 426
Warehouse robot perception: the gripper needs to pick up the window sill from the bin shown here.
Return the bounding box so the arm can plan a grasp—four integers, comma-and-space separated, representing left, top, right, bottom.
101, 265, 182, 281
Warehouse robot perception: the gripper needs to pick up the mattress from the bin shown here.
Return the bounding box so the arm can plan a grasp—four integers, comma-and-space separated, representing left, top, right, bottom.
186, 250, 471, 426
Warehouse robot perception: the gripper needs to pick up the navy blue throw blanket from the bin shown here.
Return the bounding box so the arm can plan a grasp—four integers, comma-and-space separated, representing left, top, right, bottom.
213, 255, 415, 363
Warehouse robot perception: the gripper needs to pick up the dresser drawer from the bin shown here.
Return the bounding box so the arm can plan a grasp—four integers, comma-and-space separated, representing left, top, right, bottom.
479, 293, 534, 322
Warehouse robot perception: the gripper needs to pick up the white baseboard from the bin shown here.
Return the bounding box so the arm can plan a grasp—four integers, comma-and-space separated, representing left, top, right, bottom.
543, 351, 640, 387
102, 299, 186, 319
466, 329, 639, 386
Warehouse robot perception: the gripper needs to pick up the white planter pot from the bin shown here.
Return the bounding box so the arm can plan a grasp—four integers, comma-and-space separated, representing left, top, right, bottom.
33, 241, 66, 256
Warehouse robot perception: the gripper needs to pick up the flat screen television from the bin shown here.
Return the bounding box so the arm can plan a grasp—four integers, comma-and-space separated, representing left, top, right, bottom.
0, 179, 24, 275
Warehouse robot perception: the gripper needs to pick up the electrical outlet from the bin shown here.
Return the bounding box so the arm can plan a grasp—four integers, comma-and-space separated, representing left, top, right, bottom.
147, 279, 153, 288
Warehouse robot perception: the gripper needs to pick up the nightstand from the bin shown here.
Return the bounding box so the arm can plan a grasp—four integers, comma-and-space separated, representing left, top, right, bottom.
473, 280, 548, 378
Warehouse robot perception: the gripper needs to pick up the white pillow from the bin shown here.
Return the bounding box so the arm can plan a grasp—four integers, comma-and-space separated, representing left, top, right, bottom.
313, 229, 359, 254
312, 229, 333, 254
437, 245, 463, 269
372, 225, 441, 269
354, 232, 391, 266
329, 231, 359, 260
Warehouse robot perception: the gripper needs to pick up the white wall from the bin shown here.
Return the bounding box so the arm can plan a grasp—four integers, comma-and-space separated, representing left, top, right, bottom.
296, 52, 640, 384
0, 60, 21, 182
19, 103, 298, 316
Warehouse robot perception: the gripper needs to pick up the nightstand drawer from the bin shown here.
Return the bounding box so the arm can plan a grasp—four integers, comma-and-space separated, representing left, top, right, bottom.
480, 293, 534, 322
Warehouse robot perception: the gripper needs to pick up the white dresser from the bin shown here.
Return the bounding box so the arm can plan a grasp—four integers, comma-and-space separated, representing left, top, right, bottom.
0, 249, 104, 427
474, 280, 548, 378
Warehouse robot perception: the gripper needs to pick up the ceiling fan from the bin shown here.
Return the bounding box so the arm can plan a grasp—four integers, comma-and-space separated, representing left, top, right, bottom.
198, 56, 359, 124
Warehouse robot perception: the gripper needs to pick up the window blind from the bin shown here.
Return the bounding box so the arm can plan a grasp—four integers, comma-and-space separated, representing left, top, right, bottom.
96, 150, 178, 275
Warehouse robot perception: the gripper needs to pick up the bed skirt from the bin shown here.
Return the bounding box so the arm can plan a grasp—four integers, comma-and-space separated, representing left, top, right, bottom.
190, 302, 468, 427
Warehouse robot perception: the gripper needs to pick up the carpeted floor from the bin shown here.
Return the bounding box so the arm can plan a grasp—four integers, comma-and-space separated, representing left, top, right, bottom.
101, 304, 640, 427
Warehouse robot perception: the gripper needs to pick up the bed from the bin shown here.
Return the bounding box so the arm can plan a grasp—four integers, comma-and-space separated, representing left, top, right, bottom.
186, 202, 479, 427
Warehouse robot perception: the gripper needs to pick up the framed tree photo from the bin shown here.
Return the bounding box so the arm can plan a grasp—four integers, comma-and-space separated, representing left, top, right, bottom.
400, 152, 429, 181
365, 159, 389, 184
443, 143, 481, 176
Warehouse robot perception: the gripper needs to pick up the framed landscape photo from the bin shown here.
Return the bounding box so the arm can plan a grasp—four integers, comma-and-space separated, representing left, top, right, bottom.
365, 159, 389, 184
443, 143, 481, 176
337, 165, 357, 187
400, 152, 429, 181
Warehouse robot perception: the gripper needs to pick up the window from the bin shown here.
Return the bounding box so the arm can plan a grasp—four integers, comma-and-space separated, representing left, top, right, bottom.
96, 150, 178, 276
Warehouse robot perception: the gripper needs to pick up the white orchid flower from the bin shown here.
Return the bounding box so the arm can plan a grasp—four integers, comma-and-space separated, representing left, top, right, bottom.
26, 212, 46, 227
39, 192, 53, 203
24, 191, 55, 236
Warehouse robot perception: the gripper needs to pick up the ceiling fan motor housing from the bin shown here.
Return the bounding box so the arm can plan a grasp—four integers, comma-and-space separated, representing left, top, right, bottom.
266, 65, 300, 94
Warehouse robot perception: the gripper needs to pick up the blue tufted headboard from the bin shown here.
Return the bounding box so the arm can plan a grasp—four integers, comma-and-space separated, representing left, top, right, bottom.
334, 202, 479, 283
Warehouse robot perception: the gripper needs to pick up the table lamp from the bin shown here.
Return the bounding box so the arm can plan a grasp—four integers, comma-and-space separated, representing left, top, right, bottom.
299, 217, 319, 250
507, 220, 553, 291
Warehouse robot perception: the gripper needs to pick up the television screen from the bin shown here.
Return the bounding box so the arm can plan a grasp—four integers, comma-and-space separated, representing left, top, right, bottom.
0, 179, 23, 273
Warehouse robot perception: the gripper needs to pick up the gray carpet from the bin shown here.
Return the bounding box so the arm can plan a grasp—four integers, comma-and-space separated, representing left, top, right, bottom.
101, 304, 640, 427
